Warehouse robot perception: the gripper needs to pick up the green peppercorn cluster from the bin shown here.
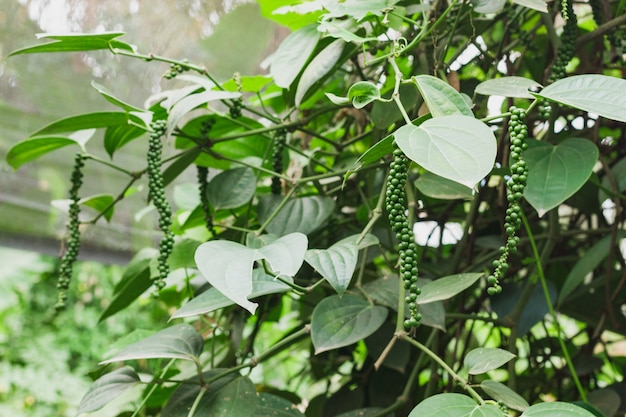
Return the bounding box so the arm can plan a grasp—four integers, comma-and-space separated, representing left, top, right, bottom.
163, 60, 188, 79
487, 107, 529, 295
148, 119, 174, 291
271, 128, 287, 195
197, 165, 216, 237
539, 0, 578, 119
229, 72, 244, 119
386, 145, 421, 329
55, 153, 86, 312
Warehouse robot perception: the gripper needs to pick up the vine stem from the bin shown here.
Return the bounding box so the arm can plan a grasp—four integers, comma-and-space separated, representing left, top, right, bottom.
401, 334, 485, 405
521, 212, 588, 402
389, 58, 412, 125
130, 359, 176, 417
187, 387, 207, 417
255, 186, 298, 236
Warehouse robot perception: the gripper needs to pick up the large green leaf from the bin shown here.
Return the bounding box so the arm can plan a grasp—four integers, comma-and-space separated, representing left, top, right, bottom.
463, 347, 516, 375
31, 112, 131, 135
475, 76, 542, 99
8, 32, 134, 56
558, 230, 626, 305
491, 281, 557, 335
167, 90, 241, 136
480, 380, 529, 412
254, 393, 305, 417
304, 234, 379, 296
6, 136, 80, 170
270, 24, 320, 88
311, 294, 387, 354
194, 233, 308, 313
163, 372, 257, 417
408, 393, 503, 417
395, 116, 497, 189
261, 195, 335, 236
77, 366, 140, 415
521, 402, 596, 416
524, 138, 598, 216
295, 38, 345, 107
535, 75, 626, 123
103, 123, 146, 158
99, 248, 157, 322
100, 324, 204, 364
415, 273, 483, 304
207, 167, 257, 210
412, 75, 473, 117
415, 172, 474, 200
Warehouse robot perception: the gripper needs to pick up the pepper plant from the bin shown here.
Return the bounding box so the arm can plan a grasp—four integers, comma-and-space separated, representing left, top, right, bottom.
6, 0, 626, 416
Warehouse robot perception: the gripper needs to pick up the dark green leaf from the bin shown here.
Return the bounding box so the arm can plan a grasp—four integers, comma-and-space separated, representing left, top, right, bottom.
535, 74, 626, 123
323, 0, 398, 21
77, 366, 140, 414
311, 294, 387, 354
163, 147, 203, 188
352, 134, 393, 171
31, 112, 131, 136
295, 39, 345, 107
415, 172, 474, 200
480, 380, 529, 411
8, 32, 134, 56
370, 83, 421, 129
599, 157, 626, 202
163, 372, 257, 417
79, 194, 115, 222
464, 348, 516, 375
524, 138, 599, 216
412, 75, 473, 117
262, 195, 335, 236
409, 393, 503, 417
103, 123, 146, 158
254, 393, 305, 417
270, 24, 320, 88
587, 388, 621, 417
395, 116, 497, 189
100, 324, 204, 364
520, 402, 597, 416
336, 408, 388, 417
207, 167, 257, 210
416, 273, 483, 304
6, 136, 80, 170
491, 281, 557, 335
475, 77, 542, 98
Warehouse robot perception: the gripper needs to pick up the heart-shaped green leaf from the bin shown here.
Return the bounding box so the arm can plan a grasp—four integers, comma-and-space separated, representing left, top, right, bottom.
77, 366, 140, 415
535, 75, 626, 123
464, 347, 516, 375
254, 393, 305, 417
521, 402, 597, 416
100, 324, 204, 364
524, 138, 598, 216
395, 116, 497, 189
260, 195, 335, 236
412, 75, 473, 117
304, 234, 379, 296
311, 294, 387, 354
409, 393, 503, 417
415, 172, 474, 200
207, 167, 257, 210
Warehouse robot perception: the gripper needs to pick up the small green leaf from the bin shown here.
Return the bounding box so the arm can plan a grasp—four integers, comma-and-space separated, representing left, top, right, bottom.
464, 347, 516, 375
475, 76, 542, 98
412, 75, 474, 117
261, 195, 335, 236
104, 123, 146, 157
524, 138, 599, 216
305, 234, 378, 296
520, 402, 597, 417
79, 194, 115, 222
77, 366, 140, 415
270, 24, 320, 88
511, 0, 548, 12
535, 75, 626, 123
326, 92, 350, 105
295, 38, 345, 107
31, 112, 131, 136
207, 167, 257, 210
416, 273, 483, 304
415, 172, 474, 200
311, 294, 387, 354
480, 380, 529, 411
100, 248, 157, 322
6, 136, 79, 169
257, 233, 309, 277
558, 230, 626, 305
395, 116, 497, 189
8, 32, 134, 56
100, 324, 204, 364
254, 393, 305, 417
162, 147, 203, 188
163, 372, 257, 417
91, 81, 144, 112
409, 393, 503, 417
348, 81, 381, 109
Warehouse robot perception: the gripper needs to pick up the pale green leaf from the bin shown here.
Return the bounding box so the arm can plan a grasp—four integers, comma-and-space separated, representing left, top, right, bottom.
295, 38, 344, 107
415, 172, 474, 200
262, 195, 335, 236
167, 90, 241, 136
395, 116, 497, 189
100, 324, 204, 364
524, 138, 599, 216
412, 75, 473, 117
480, 380, 529, 412
256, 232, 309, 277
535, 75, 626, 122
511, 0, 548, 12
77, 366, 140, 414
416, 273, 483, 304
408, 393, 503, 417
323, 0, 399, 21
271, 24, 320, 88
79, 194, 115, 222
521, 402, 597, 416
472, 0, 506, 13
464, 347, 516, 375
311, 294, 387, 354
475, 77, 542, 98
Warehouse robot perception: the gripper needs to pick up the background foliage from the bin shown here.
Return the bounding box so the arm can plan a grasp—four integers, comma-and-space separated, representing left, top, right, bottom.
3, 0, 626, 416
